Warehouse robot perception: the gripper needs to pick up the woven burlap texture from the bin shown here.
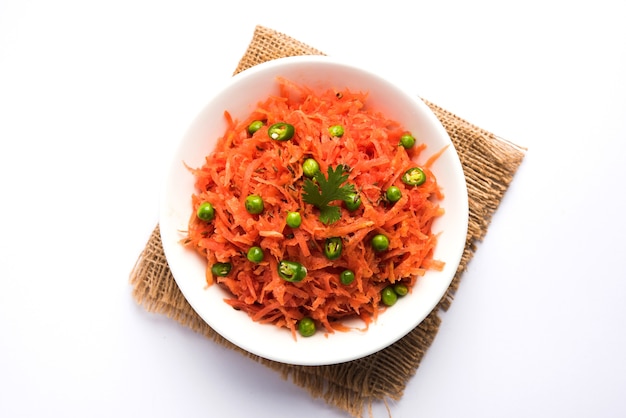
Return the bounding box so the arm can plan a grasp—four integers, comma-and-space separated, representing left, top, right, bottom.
130, 25, 525, 418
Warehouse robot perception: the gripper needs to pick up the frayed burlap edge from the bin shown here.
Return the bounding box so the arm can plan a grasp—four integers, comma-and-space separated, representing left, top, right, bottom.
129, 25, 526, 418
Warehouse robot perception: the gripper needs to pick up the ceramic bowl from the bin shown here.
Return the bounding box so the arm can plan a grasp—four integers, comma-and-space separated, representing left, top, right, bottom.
160, 55, 468, 365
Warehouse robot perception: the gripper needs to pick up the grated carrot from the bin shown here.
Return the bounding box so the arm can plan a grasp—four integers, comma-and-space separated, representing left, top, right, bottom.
184, 77, 445, 338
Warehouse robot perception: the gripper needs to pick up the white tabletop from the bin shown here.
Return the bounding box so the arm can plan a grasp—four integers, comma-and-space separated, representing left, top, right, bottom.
2, 1, 625, 417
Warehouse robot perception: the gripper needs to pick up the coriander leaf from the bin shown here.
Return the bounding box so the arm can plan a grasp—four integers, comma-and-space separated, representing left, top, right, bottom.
319, 205, 342, 225
302, 165, 355, 225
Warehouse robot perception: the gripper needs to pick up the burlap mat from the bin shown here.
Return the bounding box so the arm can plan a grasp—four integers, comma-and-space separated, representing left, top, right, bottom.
130, 25, 526, 417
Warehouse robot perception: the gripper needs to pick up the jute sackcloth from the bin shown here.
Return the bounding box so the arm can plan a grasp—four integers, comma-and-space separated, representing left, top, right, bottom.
130, 25, 526, 417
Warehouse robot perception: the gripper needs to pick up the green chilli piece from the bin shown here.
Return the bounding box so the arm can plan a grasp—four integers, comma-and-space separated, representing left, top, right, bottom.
277, 260, 307, 282
381, 286, 398, 306
286, 211, 302, 228
401, 167, 426, 186
245, 195, 264, 214
399, 133, 416, 149
247, 246, 264, 263
340, 269, 355, 285
328, 124, 344, 137
211, 262, 232, 277
247, 120, 264, 135
302, 158, 320, 178
298, 317, 316, 337
343, 192, 361, 211
394, 283, 409, 296
196, 201, 215, 221
324, 237, 343, 260
371, 234, 390, 252
268, 122, 295, 141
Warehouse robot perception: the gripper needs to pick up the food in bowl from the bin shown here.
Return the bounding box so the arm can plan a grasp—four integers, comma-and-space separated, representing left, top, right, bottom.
160, 56, 468, 365
183, 77, 446, 339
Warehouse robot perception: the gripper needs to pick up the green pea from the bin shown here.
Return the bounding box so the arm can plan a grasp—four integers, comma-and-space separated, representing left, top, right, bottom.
277, 260, 307, 282
324, 237, 343, 260
343, 192, 361, 211
247, 246, 264, 263
298, 317, 316, 337
328, 124, 344, 137
399, 133, 416, 149
371, 234, 390, 252
302, 158, 320, 178
245, 195, 264, 214
286, 211, 302, 228
381, 286, 398, 306
247, 120, 264, 135
401, 167, 426, 186
211, 262, 232, 277
386, 186, 402, 203
394, 283, 409, 296
340, 269, 355, 285
196, 202, 215, 222
268, 122, 295, 141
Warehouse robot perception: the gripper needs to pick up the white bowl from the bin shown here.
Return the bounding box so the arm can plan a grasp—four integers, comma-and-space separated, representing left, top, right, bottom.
160, 56, 468, 365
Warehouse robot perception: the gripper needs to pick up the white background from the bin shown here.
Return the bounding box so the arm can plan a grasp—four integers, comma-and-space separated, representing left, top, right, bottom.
1, 1, 625, 417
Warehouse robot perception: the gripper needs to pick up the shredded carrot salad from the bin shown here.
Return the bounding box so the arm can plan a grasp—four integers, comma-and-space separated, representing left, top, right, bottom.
184, 77, 445, 338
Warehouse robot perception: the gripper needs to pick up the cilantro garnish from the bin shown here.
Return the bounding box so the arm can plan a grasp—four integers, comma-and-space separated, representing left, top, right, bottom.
302, 165, 355, 225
